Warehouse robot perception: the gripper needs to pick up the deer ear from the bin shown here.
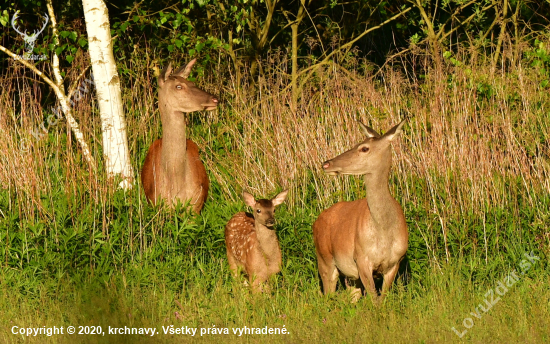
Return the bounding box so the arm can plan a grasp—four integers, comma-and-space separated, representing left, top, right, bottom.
271, 190, 288, 207
383, 120, 406, 141
358, 121, 380, 138
159, 63, 173, 85
176, 58, 197, 79
243, 191, 256, 208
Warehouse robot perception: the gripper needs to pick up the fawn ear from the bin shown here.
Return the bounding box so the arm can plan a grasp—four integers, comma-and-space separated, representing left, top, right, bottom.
358, 121, 380, 138
383, 120, 406, 141
175, 58, 197, 79
271, 190, 288, 207
243, 191, 256, 208
159, 62, 173, 86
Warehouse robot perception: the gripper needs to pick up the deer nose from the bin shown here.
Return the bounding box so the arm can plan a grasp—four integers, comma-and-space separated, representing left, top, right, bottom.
266, 218, 275, 226
322, 161, 330, 169
203, 96, 219, 110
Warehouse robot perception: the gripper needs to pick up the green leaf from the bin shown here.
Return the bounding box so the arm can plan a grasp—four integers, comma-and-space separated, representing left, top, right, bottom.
69, 31, 77, 42
66, 55, 74, 63
172, 13, 182, 29
55, 47, 64, 55
0, 10, 8, 26
410, 33, 420, 45
450, 58, 461, 67
78, 38, 87, 48
60, 31, 70, 39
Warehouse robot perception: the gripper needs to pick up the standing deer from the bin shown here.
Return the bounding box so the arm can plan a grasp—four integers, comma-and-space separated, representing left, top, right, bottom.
225, 190, 289, 293
313, 120, 408, 304
141, 59, 218, 213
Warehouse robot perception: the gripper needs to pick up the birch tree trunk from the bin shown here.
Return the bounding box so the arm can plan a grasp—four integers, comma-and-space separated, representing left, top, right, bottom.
82, 0, 134, 189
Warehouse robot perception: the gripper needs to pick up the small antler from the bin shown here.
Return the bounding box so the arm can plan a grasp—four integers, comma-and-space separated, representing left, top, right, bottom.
11, 11, 49, 39
33, 13, 49, 37
11, 11, 27, 37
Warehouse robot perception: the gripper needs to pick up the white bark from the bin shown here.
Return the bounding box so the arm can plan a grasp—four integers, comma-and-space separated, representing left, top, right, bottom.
82, 0, 134, 189
46, 0, 97, 170
0, 1, 97, 170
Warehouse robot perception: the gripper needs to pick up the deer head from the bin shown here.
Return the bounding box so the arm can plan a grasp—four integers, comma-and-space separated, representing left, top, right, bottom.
243, 190, 289, 228
322, 120, 405, 176
158, 59, 219, 112
11, 11, 49, 53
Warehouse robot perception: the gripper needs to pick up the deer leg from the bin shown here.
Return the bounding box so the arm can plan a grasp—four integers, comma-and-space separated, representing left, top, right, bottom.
345, 278, 362, 303
250, 273, 268, 294
317, 255, 339, 294
226, 249, 239, 279
380, 263, 400, 303
357, 259, 378, 304
246, 252, 267, 293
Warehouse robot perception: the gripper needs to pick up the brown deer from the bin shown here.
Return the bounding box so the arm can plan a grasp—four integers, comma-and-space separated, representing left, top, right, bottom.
313, 120, 408, 304
141, 59, 218, 213
225, 190, 289, 293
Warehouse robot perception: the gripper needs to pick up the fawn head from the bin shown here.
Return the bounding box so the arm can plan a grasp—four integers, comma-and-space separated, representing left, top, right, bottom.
322, 120, 405, 176
243, 190, 289, 228
159, 59, 219, 112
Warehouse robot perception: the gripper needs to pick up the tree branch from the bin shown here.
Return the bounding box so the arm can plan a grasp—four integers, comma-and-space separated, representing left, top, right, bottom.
46, 0, 65, 92
297, 7, 412, 93
411, 0, 436, 42
492, 0, 509, 71
373, 3, 496, 78
435, 0, 478, 40
0, 46, 97, 170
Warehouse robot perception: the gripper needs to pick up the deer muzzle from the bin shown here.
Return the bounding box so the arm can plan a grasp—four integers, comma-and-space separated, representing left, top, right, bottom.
202, 97, 219, 111
322, 160, 340, 176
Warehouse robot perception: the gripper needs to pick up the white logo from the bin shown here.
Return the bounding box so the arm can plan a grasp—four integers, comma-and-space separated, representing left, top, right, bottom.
11, 11, 49, 60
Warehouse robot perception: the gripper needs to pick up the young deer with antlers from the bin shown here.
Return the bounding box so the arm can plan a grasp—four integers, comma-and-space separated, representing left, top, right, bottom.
141, 59, 218, 213
225, 190, 288, 293
313, 120, 408, 304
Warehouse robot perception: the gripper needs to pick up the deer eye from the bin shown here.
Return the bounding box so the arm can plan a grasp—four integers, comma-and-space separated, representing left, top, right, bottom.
176, 85, 182, 90
256, 209, 261, 213
361, 146, 369, 153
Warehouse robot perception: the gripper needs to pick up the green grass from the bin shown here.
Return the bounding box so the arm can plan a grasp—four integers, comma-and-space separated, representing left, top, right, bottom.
2, 40, 550, 342
0, 175, 548, 343
1, 247, 549, 343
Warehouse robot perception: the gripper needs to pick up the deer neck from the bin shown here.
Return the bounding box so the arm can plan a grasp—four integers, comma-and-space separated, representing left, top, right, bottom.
159, 100, 188, 183
363, 164, 399, 229
255, 222, 281, 261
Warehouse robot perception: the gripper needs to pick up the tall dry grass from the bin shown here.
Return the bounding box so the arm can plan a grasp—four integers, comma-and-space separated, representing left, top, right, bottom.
195, 45, 550, 214
2, 34, 550, 344
0, 41, 549, 234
